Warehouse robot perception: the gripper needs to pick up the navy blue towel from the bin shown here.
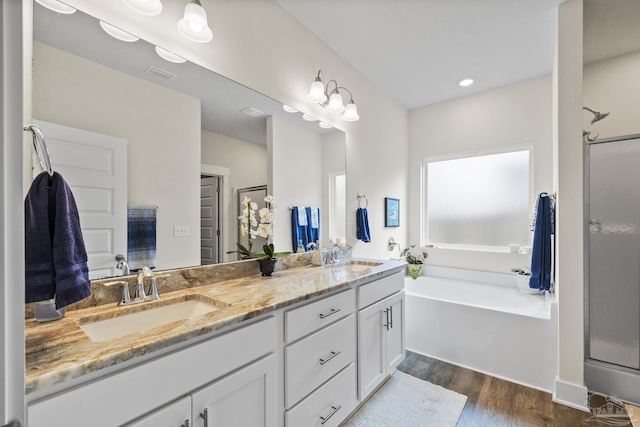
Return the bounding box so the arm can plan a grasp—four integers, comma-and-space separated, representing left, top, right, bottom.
127, 207, 157, 271
291, 206, 310, 252
25, 172, 91, 309
306, 207, 320, 245
356, 207, 371, 243
529, 193, 552, 291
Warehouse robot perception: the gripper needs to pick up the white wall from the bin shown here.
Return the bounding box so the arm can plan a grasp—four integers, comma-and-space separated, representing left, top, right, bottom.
56, 0, 409, 261
201, 129, 267, 259
584, 49, 640, 139
321, 131, 347, 245
33, 42, 201, 271
269, 116, 323, 253
408, 76, 554, 273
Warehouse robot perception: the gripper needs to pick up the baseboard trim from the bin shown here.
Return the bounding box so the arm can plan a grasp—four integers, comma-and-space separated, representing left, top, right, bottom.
553, 376, 589, 412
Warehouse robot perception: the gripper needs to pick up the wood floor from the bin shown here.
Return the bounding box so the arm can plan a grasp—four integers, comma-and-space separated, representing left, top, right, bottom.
397, 351, 633, 427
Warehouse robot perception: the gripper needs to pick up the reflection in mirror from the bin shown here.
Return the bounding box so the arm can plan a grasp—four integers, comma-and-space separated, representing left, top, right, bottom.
31, 3, 345, 279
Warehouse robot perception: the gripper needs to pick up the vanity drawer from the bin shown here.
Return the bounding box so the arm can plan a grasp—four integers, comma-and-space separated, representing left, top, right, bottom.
285, 363, 357, 427
285, 314, 356, 408
358, 271, 403, 309
285, 288, 355, 343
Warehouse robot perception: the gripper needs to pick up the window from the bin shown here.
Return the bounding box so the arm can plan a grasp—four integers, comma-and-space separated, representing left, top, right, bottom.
421, 147, 531, 250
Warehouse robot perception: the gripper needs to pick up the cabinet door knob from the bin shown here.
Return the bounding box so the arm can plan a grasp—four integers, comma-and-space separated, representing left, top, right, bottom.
319, 307, 341, 319
320, 404, 342, 425
319, 350, 341, 365
199, 408, 208, 427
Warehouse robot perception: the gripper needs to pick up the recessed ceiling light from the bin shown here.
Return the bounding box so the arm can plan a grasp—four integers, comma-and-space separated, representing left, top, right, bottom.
155, 46, 186, 64
282, 105, 298, 113
302, 114, 317, 122
458, 77, 474, 87
99, 21, 139, 42
319, 122, 333, 129
123, 0, 163, 16
35, 0, 76, 14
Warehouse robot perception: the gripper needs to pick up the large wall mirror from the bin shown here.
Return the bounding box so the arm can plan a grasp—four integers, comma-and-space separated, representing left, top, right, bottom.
31, 3, 346, 279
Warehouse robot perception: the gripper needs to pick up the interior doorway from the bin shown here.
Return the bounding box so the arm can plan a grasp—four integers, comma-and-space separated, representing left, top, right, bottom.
201, 175, 221, 265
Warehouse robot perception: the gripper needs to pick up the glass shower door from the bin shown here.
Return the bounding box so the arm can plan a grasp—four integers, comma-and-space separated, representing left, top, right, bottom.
588, 137, 640, 369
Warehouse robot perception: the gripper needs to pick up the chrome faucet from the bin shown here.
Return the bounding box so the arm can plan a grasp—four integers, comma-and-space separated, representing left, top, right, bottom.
329, 244, 342, 264
115, 254, 130, 276
135, 266, 153, 301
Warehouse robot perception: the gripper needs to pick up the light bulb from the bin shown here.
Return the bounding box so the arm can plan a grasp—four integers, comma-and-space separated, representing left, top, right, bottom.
459, 77, 474, 87
306, 80, 327, 103
122, 0, 162, 16
342, 102, 360, 121
35, 0, 76, 14
99, 21, 139, 42
326, 92, 345, 114
177, 1, 213, 43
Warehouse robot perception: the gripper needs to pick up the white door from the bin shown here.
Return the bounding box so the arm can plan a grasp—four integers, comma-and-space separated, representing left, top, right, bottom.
191, 355, 277, 427
201, 176, 219, 265
385, 291, 406, 372
33, 120, 127, 280
357, 299, 386, 400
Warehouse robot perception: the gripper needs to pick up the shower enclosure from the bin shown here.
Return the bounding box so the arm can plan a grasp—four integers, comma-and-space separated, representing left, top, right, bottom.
585, 134, 640, 404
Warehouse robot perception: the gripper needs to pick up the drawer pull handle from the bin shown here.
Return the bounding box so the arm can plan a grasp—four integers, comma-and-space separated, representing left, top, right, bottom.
320, 404, 342, 425
319, 307, 341, 319
319, 350, 341, 365
389, 305, 394, 329
383, 308, 390, 331
200, 408, 208, 427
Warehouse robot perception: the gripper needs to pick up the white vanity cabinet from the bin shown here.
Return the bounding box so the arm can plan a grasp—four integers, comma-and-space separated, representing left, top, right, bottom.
27, 317, 277, 427
357, 272, 405, 400
283, 289, 358, 426
125, 396, 191, 427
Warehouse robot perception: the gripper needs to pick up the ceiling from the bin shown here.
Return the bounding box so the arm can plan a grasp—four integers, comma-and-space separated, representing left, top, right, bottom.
277, 0, 640, 111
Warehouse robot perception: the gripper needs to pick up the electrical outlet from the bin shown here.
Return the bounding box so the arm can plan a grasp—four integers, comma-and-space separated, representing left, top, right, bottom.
174, 225, 190, 237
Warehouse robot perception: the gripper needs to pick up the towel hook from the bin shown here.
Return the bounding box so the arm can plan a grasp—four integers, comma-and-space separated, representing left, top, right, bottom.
357, 193, 368, 209
24, 124, 54, 177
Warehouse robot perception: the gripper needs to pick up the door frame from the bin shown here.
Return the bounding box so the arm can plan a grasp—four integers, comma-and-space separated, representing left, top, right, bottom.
201, 164, 230, 263
1, 0, 26, 425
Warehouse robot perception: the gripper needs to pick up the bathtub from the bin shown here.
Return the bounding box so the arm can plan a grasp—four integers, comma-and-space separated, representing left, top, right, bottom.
404, 266, 558, 392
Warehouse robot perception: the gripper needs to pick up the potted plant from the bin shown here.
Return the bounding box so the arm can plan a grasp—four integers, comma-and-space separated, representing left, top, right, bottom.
228, 195, 275, 259
402, 245, 428, 279
257, 243, 277, 276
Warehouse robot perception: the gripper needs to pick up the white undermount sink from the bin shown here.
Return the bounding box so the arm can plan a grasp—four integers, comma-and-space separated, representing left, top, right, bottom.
79, 298, 226, 343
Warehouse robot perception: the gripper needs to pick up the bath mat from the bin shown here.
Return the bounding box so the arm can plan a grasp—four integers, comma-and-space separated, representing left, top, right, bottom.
343, 371, 467, 426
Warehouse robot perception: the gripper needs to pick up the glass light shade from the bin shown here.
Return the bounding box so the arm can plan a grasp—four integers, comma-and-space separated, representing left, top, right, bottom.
155, 46, 186, 63
35, 0, 76, 14
177, 2, 213, 43
326, 92, 345, 113
123, 0, 162, 16
99, 21, 139, 42
459, 77, 474, 87
319, 121, 333, 129
302, 114, 317, 122
306, 80, 327, 103
282, 105, 298, 113
342, 102, 360, 121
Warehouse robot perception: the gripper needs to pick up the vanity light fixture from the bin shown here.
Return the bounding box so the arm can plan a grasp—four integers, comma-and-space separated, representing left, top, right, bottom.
458, 77, 475, 87
282, 105, 298, 113
99, 21, 140, 42
155, 46, 186, 63
177, 0, 213, 43
123, 0, 163, 16
35, 0, 76, 14
306, 70, 360, 122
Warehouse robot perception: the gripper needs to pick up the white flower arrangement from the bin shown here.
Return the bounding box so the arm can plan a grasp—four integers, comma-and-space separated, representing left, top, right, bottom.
230, 195, 275, 258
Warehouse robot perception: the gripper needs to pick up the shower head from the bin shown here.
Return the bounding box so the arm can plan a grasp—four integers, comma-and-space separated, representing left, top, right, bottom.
583, 107, 610, 125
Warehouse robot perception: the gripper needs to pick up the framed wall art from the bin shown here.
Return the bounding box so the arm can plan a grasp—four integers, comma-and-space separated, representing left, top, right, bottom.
385, 197, 399, 227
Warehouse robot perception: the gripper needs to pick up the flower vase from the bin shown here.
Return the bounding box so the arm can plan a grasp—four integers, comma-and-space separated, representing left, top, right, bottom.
258, 257, 277, 276
407, 263, 423, 280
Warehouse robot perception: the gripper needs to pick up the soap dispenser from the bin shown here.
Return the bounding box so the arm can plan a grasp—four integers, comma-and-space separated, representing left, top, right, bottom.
311, 241, 323, 266
296, 239, 305, 253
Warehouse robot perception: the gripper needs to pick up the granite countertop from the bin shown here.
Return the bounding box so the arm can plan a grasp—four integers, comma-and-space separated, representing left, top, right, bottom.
25, 259, 405, 396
